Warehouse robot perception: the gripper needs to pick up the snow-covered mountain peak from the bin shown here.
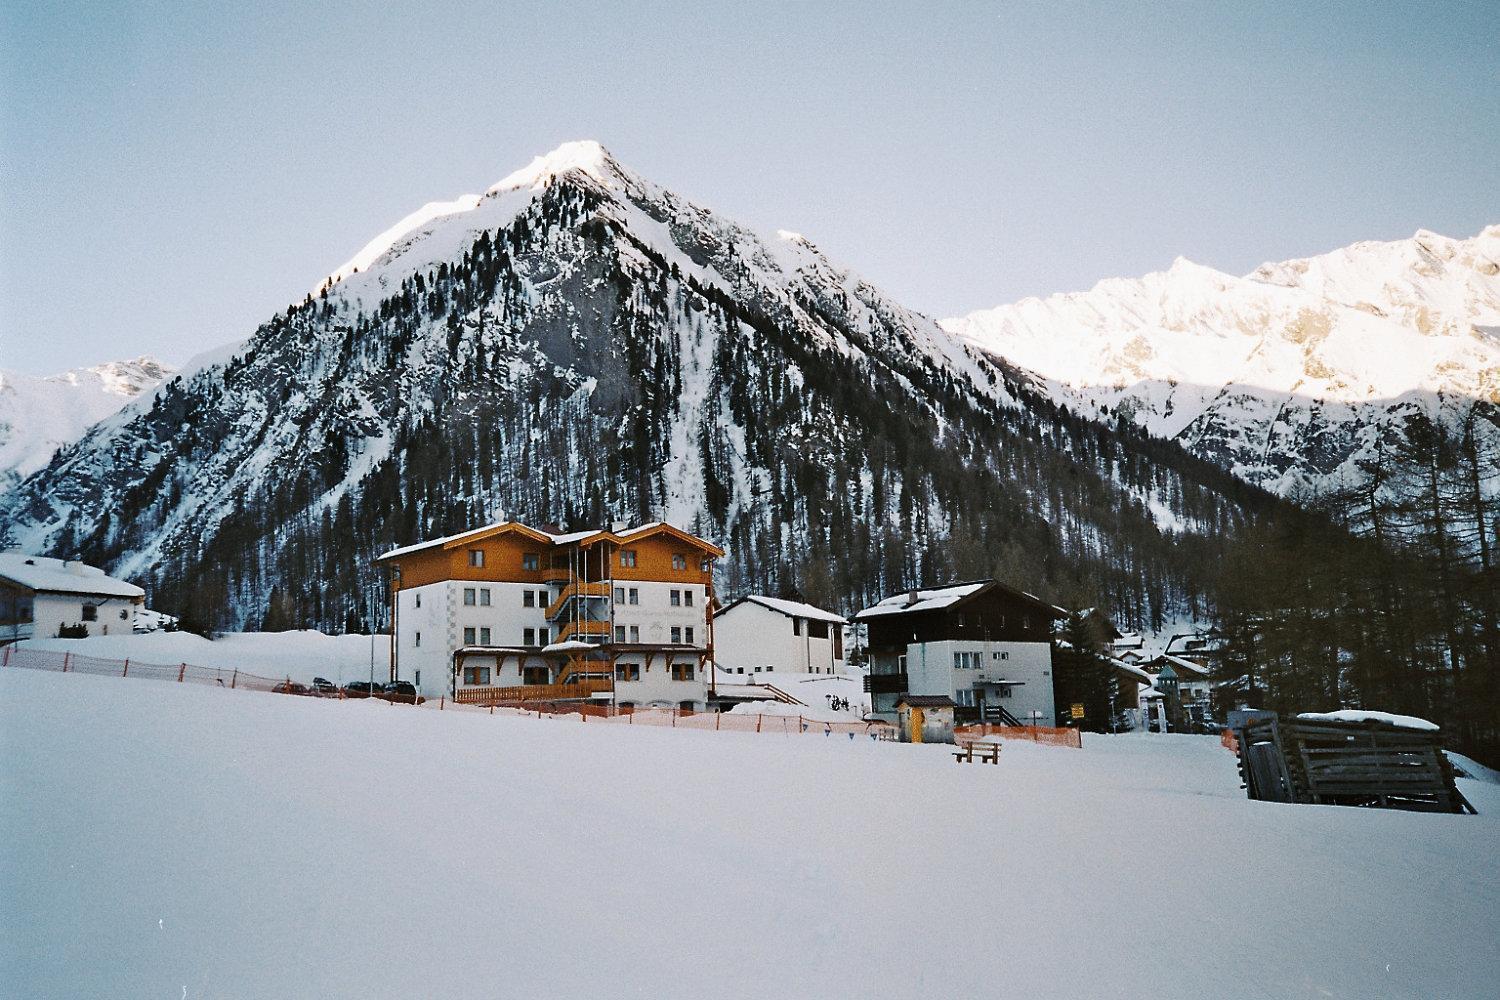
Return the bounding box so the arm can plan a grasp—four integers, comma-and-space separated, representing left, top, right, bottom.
0, 356, 175, 498
486, 139, 621, 195
945, 224, 1500, 495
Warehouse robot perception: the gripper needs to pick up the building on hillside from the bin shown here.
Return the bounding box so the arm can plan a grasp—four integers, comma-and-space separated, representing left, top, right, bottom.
374, 520, 724, 708
712, 595, 847, 675
855, 580, 1068, 726
0, 552, 145, 645
1140, 654, 1215, 723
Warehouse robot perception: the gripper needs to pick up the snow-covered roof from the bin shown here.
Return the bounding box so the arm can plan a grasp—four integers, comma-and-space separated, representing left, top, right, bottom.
0, 552, 144, 599
854, 580, 1068, 620
377, 519, 722, 562
1107, 657, 1155, 686
1297, 710, 1439, 732
542, 640, 599, 653
716, 594, 846, 624
855, 582, 986, 619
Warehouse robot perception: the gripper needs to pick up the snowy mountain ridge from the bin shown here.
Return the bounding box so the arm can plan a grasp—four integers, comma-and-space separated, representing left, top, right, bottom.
943, 225, 1500, 496
0, 357, 174, 498
0, 140, 1251, 631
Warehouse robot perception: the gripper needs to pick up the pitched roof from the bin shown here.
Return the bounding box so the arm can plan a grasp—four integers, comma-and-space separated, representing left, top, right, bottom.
714, 594, 847, 624
896, 694, 955, 708
854, 579, 1068, 621
376, 519, 723, 562
0, 552, 145, 599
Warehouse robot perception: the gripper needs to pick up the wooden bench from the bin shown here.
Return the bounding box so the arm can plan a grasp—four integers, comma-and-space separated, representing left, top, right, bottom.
953, 740, 1001, 764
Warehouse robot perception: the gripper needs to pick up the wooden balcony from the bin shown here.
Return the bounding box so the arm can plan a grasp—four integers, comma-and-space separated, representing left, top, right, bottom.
540, 565, 574, 584
863, 672, 909, 694
557, 619, 611, 642
454, 678, 612, 705
545, 581, 611, 620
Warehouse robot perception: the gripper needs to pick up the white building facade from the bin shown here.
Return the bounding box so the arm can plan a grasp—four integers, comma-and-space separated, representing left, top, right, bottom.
712, 595, 847, 676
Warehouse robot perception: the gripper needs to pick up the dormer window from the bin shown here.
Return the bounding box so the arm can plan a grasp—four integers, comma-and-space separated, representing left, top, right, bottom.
671, 553, 687, 570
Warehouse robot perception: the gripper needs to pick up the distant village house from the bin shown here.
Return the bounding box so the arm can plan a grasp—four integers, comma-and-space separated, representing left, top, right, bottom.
0, 552, 144, 644
712, 595, 847, 675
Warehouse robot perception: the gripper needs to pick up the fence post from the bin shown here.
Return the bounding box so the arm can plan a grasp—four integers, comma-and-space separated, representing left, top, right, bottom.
716, 712, 721, 731
122, 659, 129, 678
440, 696, 445, 710
756, 714, 762, 733
3, 645, 10, 666
672, 708, 677, 727
231, 669, 237, 689
178, 663, 186, 682
63, 652, 71, 672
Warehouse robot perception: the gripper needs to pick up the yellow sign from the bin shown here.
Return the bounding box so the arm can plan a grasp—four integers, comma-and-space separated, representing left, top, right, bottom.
1070, 703, 1085, 720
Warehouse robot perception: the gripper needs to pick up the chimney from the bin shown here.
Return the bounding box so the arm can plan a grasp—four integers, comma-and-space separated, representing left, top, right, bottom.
611, 520, 627, 533
907, 589, 919, 606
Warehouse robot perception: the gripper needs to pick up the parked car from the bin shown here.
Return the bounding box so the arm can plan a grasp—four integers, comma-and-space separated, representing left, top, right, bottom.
343, 681, 382, 698
273, 680, 311, 696
310, 677, 337, 696
381, 680, 419, 705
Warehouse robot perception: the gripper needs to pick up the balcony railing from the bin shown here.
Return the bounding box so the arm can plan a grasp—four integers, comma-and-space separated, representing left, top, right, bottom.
863, 672, 909, 694
454, 678, 612, 705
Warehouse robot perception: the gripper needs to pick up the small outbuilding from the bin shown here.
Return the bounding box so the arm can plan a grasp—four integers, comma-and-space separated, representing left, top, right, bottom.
0, 552, 145, 644
895, 694, 956, 744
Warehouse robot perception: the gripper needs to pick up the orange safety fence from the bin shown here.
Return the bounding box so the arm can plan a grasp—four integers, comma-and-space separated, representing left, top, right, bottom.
0, 644, 403, 700
447, 698, 897, 739
954, 723, 1083, 749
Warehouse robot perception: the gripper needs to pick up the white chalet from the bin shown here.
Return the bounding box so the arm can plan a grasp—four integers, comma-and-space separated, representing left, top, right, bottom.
712, 595, 847, 676
0, 552, 145, 644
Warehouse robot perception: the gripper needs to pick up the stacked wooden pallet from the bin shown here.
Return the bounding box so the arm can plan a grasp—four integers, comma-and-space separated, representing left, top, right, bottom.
1230, 713, 1475, 814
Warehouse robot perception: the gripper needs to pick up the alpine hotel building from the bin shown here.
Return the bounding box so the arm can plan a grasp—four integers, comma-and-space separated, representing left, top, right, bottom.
375, 520, 723, 709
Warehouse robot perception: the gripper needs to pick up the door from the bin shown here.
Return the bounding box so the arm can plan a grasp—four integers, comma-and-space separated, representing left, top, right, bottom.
910, 707, 925, 744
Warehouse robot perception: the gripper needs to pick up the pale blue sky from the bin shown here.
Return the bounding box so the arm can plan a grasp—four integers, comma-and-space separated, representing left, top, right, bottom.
3, 0, 1497, 374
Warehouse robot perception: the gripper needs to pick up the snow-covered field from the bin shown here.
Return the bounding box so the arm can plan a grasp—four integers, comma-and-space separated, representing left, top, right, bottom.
16, 629, 391, 686
2, 668, 1496, 999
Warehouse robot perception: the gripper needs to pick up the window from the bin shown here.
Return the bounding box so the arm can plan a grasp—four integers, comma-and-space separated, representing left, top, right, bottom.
671, 553, 687, 570
537, 590, 548, 606
522, 666, 549, 685
414, 593, 421, 608
1000, 651, 1010, 661
620, 550, 637, 568
953, 652, 963, 670
464, 627, 477, 645
701, 557, 711, 572
736, 667, 745, 674
524, 627, 535, 646
764, 664, 773, 672
463, 666, 491, 686
670, 590, 681, 607
792, 618, 801, 636
629, 626, 640, 643
480, 627, 491, 645
540, 627, 550, 644
685, 626, 694, 644
808, 619, 827, 639
614, 587, 625, 603
683, 590, 693, 607
628, 588, 639, 605
671, 627, 682, 643
464, 588, 476, 606
523, 590, 535, 608
82, 604, 98, 622
616, 664, 641, 682
671, 663, 695, 681
522, 552, 539, 571
615, 626, 626, 643
480, 589, 491, 607
415, 631, 421, 647
956, 689, 975, 707
468, 549, 485, 567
